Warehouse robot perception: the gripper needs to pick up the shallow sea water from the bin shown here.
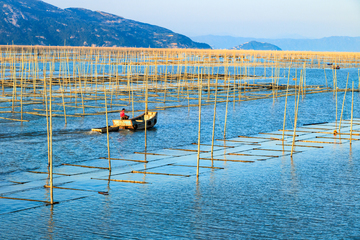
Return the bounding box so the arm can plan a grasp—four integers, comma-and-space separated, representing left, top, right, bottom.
1, 67, 360, 239
1, 142, 360, 239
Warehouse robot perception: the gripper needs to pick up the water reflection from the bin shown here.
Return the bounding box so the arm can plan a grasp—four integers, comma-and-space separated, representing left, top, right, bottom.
280, 155, 299, 197
349, 144, 353, 163
221, 140, 229, 168
192, 179, 203, 237
209, 166, 216, 188
102, 172, 112, 214
142, 159, 147, 184
45, 177, 50, 202
107, 171, 111, 190
347, 144, 354, 177
47, 205, 55, 240
290, 158, 299, 195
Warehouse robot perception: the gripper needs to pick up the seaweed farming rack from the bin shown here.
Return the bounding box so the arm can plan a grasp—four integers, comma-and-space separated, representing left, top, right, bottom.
0, 45, 360, 205
1, 46, 359, 123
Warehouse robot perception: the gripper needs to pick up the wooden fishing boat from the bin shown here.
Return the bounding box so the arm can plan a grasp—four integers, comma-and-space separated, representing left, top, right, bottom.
112, 111, 158, 130
91, 126, 119, 133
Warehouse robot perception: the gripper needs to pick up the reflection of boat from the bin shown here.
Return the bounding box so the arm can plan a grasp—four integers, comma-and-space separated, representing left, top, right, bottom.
112, 112, 158, 130
91, 126, 119, 133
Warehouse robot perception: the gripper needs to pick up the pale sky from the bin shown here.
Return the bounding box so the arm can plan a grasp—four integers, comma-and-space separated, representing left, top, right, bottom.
42, 0, 360, 38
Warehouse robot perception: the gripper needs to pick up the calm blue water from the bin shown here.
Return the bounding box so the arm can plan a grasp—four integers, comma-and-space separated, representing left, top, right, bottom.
1, 67, 360, 239
1, 137, 360, 239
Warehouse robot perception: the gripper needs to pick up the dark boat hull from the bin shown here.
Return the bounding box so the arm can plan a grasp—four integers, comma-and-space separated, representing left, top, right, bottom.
91, 126, 119, 133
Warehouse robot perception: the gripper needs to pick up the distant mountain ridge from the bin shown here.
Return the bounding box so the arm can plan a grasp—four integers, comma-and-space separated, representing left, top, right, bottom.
0, 0, 211, 48
232, 41, 281, 51
191, 35, 360, 52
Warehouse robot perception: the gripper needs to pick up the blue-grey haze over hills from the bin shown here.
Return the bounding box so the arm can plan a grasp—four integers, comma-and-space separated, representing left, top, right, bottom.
191, 35, 360, 52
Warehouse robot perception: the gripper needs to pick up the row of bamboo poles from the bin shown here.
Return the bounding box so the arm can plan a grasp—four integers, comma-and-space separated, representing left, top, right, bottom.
2, 46, 358, 123
1, 45, 359, 204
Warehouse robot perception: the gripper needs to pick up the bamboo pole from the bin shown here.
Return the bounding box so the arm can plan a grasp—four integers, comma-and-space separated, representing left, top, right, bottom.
20, 54, 24, 121
211, 75, 219, 160
144, 66, 149, 154
282, 67, 291, 142
49, 61, 54, 205
291, 70, 301, 157
59, 75, 67, 125
43, 63, 50, 168
350, 81, 354, 145
78, 66, 85, 115
233, 65, 237, 107
131, 67, 135, 118
104, 86, 111, 171
335, 69, 338, 129
338, 72, 349, 133
224, 72, 230, 139
324, 68, 328, 88
196, 70, 203, 178
11, 63, 16, 112
163, 54, 168, 103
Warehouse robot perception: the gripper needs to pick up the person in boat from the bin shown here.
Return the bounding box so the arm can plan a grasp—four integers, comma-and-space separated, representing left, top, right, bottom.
120, 108, 129, 120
